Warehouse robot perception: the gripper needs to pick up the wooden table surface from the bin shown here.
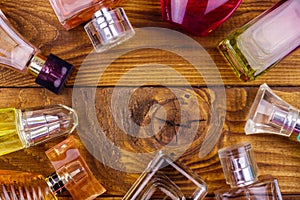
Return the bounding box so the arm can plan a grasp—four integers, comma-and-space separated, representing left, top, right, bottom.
0, 0, 299, 199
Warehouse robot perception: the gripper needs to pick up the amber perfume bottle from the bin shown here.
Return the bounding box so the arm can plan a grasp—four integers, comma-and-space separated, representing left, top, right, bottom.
0, 137, 106, 200
49, 0, 135, 52
45, 136, 106, 200
218, 0, 300, 81
214, 142, 282, 200
245, 83, 300, 142
123, 151, 207, 200
0, 9, 73, 94
0, 104, 78, 156
160, 0, 242, 36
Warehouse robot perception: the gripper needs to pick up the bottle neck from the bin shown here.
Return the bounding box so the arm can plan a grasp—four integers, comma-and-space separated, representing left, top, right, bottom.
45, 172, 67, 195
27, 53, 47, 77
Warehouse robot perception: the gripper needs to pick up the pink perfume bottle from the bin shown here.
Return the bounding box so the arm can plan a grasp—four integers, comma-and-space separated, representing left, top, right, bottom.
214, 142, 283, 200
49, 0, 135, 52
160, 0, 242, 36
45, 136, 106, 200
245, 83, 300, 143
0, 10, 73, 94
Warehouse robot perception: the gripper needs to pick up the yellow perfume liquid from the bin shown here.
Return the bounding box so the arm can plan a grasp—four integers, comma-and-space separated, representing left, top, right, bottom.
0, 108, 24, 156
0, 170, 57, 200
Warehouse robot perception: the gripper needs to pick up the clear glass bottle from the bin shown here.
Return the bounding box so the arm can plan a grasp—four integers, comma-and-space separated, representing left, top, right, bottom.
214, 142, 283, 200
245, 83, 300, 142
123, 151, 207, 200
0, 137, 106, 200
218, 0, 300, 81
0, 104, 78, 156
0, 10, 74, 94
45, 136, 106, 200
160, 0, 242, 36
49, 0, 135, 52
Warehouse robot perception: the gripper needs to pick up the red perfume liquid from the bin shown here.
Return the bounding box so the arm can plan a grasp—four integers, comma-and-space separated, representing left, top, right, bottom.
160, 0, 242, 36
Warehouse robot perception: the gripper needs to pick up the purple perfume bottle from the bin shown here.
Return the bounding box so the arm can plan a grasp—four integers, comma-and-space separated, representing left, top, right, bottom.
0, 9, 73, 94
160, 0, 242, 36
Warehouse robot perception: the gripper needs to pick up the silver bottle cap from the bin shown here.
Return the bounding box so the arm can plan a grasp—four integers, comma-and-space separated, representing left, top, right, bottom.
84, 7, 135, 52
218, 142, 259, 188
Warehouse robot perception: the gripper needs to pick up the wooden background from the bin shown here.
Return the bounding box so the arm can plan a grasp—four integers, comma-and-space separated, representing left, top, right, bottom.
0, 0, 299, 199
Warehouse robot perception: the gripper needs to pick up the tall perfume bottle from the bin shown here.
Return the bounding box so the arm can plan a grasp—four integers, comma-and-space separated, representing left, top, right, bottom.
0, 137, 106, 200
45, 136, 106, 200
160, 0, 242, 36
0, 104, 78, 156
218, 0, 300, 81
49, 0, 135, 52
123, 151, 207, 200
0, 10, 73, 94
245, 83, 300, 142
214, 142, 283, 200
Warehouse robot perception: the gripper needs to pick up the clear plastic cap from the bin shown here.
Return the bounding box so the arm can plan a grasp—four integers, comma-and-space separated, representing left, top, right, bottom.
218, 142, 259, 188
84, 7, 135, 53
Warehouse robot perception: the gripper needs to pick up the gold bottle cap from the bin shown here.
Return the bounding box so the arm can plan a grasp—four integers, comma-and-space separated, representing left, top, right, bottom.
28, 53, 46, 77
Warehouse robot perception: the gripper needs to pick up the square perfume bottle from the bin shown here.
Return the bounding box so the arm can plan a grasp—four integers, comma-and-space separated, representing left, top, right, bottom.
218, 0, 300, 81
123, 151, 207, 200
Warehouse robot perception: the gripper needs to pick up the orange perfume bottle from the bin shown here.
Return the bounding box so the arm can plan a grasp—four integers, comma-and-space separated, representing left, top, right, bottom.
45, 136, 106, 200
49, 0, 135, 52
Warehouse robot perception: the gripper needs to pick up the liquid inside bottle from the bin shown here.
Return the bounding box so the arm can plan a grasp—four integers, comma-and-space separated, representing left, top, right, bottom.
160, 0, 242, 36
0, 170, 57, 200
0, 108, 24, 156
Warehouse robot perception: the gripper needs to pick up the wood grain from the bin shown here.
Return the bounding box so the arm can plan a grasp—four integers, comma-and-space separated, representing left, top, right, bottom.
0, 0, 299, 199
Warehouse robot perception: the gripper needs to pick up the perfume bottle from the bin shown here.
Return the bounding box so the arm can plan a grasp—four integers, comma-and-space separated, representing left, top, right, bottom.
160, 0, 242, 36
214, 142, 283, 200
45, 136, 106, 200
218, 0, 300, 81
0, 104, 78, 156
245, 83, 300, 142
49, 0, 135, 52
0, 10, 74, 94
0, 137, 106, 200
123, 151, 207, 200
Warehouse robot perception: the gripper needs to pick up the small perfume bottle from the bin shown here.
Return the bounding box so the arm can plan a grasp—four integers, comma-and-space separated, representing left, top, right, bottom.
123, 151, 207, 200
160, 0, 242, 36
0, 137, 106, 200
45, 136, 106, 200
245, 83, 300, 142
0, 104, 78, 156
218, 0, 300, 81
214, 142, 283, 200
0, 10, 74, 94
49, 0, 135, 52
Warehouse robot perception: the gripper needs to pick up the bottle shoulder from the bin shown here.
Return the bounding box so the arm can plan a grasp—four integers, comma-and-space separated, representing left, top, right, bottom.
214, 175, 282, 200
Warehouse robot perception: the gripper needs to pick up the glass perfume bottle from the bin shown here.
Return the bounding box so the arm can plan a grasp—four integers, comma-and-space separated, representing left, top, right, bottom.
214, 142, 283, 200
245, 83, 300, 142
160, 0, 242, 36
0, 10, 74, 94
123, 151, 207, 200
0, 137, 106, 200
45, 136, 106, 200
0, 104, 78, 156
49, 0, 135, 52
218, 0, 300, 81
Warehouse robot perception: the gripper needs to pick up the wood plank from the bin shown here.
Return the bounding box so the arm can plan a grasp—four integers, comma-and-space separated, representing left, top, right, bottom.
1, 0, 300, 87
0, 87, 299, 198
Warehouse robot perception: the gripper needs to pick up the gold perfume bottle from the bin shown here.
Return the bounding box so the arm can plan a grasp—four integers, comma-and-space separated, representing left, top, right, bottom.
0, 104, 78, 156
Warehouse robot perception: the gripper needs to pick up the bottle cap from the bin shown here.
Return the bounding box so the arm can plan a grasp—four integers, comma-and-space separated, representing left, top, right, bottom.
45, 172, 67, 195
28, 53, 73, 94
45, 136, 106, 200
218, 142, 259, 188
19, 104, 78, 147
84, 7, 135, 52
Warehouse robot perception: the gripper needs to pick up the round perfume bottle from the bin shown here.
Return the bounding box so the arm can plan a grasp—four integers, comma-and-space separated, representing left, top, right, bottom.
160, 0, 242, 36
